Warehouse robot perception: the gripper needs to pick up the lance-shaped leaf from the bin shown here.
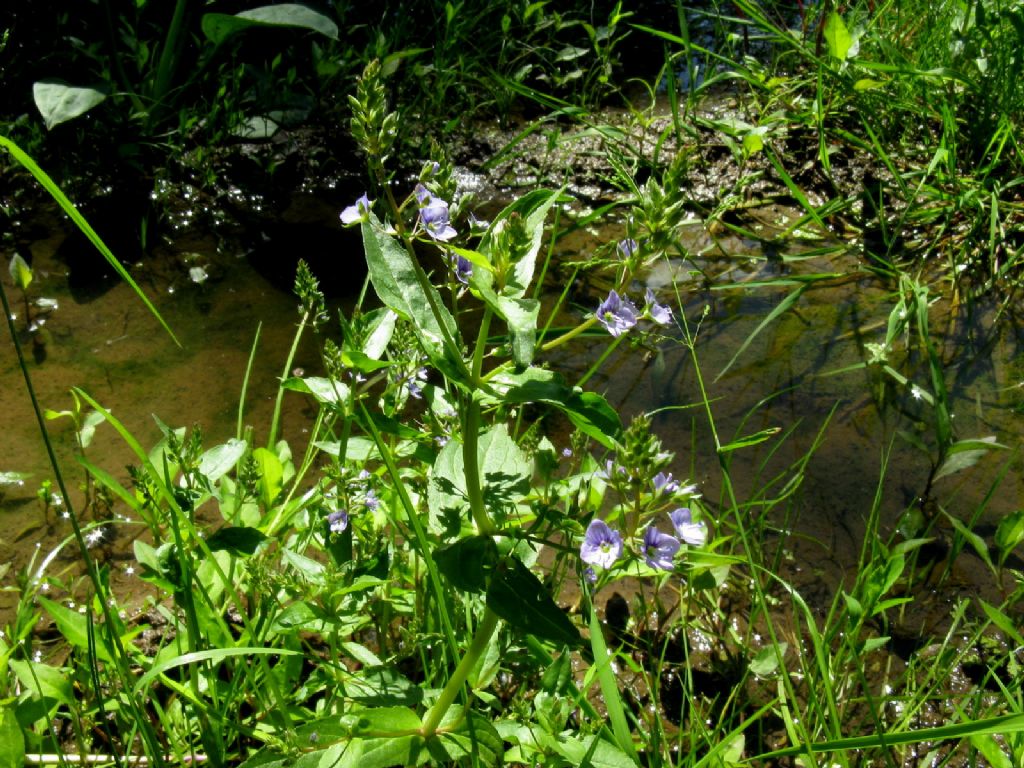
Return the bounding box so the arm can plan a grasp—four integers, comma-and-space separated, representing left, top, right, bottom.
489, 367, 623, 448
478, 189, 562, 299
361, 215, 466, 384
487, 555, 581, 647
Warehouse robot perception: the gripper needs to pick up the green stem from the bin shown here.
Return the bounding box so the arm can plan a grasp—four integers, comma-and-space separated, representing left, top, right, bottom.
421, 607, 500, 737
539, 316, 598, 352
464, 309, 496, 535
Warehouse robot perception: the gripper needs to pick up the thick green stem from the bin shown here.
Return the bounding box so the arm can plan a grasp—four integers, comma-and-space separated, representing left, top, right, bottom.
463, 309, 496, 535
421, 606, 500, 737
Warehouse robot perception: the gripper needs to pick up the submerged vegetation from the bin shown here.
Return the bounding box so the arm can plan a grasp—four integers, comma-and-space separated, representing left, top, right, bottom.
3, 1, 1024, 766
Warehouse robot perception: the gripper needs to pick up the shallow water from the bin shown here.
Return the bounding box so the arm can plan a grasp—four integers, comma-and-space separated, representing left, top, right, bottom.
2, 191, 1022, 625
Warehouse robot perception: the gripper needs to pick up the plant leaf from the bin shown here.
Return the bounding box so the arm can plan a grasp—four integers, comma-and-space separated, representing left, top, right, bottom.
0, 705, 24, 768
8, 254, 31, 290
434, 535, 499, 593
206, 526, 268, 556
32, 81, 108, 130
197, 438, 247, 484
8, 659, 74, 707
824, 12, 852, 60
202, 4, 339, 44
361, 215, 465, 384
486, 556, 581, 647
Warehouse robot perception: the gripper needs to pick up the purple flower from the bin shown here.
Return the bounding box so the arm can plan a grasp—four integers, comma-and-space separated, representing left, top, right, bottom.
642, 526, 680, 570
645, 288, 673, 326
451, 254, 473, 284
653, 472, 679, 495
415, 184, 457, 241
562, 447, 573, 458
364, 489, 380, 512
596, 290, 638, 337
340, 194, 372, 224
327, 510, 349, 534
669, 508, 707, 546
407, 367, 428, 399
580, 520, 623, 569
617, 238, 639, 259
601, 459, 626, 480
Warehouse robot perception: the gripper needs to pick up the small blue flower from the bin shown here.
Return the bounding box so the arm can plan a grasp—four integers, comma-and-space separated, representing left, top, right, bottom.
653, 471, 679, 495
415, 184, 457, 241
327, 510, 349, 534
364, 489, 380, 512
407, 367, 429, 399
580, 520, 623, 569
669, 507, 707, 546
340, 194, 372, 225
617, 238, 639, 259
451, 254, 473, 284
642, 525, 680, 570
645, 288, 673, 326
596, 290, 638, 337
562, 447, 573, 458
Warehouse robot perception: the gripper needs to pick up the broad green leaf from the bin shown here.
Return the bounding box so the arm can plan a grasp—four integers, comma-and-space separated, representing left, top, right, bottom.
749, 644, 785, 677
0, 705, 24, 768
854, 78, 886, 90
434, 535, 499, 593
8, 253, 31, 290
282, 549, 326, 583
995, 509, 1024, 561
282, 376, 350, 405
202, 4, 339, 44
252, 446, 283, 507
32, 81, 108, 130
133, 540, 181, 592
550, 733, 638, 768
824, 12, 852, 60
361, 215, 465, 384
432, 709, 504, 766
197, 438, 247, 483
428, 425, 531, 534
497, 295, 540, 367
76, 409, 106, 449
479, 188, 561, 300
8, 659, 74, 706
344, 668, 423, 707
361, 308, 398, 359
37, 596, 115, 662
338, 706, 423, 737
271, 601, 327, 633
490, 367, 622, 447
206, 525, 267, 556
487, 556, 581, 647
